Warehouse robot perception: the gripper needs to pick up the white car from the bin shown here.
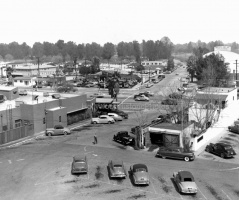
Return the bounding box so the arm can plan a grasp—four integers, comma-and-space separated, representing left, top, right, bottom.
91, 115, 115, 124
135, 95, 149, 101
108, 113, 123, 121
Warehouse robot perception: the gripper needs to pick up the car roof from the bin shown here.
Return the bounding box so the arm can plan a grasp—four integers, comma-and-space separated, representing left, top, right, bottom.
100, 115, 109, 117
178, 171, 194, 179
118, 131, 128, 134
108, 113, 116, 115
73, 155, 86, 162
133, 164, 147, 170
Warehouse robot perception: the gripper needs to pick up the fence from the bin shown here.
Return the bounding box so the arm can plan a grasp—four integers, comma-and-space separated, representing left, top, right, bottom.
0, 124, 34, 145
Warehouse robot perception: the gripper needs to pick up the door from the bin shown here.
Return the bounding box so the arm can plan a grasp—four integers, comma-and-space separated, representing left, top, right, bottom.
99, 116, 107, 123
164, 134, 179, 147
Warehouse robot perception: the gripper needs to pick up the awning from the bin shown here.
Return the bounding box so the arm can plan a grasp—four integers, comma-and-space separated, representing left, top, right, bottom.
95, 98, 114, 104
148, 127, 181, 135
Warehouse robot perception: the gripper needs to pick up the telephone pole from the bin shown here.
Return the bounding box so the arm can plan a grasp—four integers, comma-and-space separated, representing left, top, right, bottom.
234, 60, 238, 81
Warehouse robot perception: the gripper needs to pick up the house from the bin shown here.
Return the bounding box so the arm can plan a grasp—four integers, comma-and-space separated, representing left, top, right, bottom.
13, 77, 37, 87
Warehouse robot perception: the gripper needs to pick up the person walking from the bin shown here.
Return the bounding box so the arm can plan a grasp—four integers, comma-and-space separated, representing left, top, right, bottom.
94, 133, 98, 144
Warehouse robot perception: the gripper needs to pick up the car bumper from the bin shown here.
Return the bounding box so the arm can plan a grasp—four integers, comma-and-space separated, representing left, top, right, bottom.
111, 174, 126, 178
72, 169, 87, 174
134, 180, 150, 185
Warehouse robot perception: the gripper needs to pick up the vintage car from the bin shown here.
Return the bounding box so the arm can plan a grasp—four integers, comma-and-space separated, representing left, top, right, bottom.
134, 94, 149, 101
108, 113, 123, 121
228, 124, 239, 134
71, 155, 88, 174
151, 115, 168, 124
130, 164, 150, 185
45, 125, 71, 136
173, 171, 197, 194
113, 131, 135, 145
205, 143, 236, 158
108, 160, 127, 178
156, 147, 195, 162
52, 94, 61, 99
91, 115, 115, 124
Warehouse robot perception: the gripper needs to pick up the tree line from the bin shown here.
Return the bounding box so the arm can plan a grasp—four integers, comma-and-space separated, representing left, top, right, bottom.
1, 38, 238, 63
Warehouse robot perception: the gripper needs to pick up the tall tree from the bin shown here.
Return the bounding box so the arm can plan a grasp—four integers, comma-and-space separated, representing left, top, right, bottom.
102, 42, 115, 65
133, 40, 141, 63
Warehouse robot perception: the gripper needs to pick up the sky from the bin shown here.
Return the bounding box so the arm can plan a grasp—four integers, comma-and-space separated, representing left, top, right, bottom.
0, 0, 239, 47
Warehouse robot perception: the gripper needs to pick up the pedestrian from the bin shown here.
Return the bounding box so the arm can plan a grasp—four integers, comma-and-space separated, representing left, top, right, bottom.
94, 133, 98, 144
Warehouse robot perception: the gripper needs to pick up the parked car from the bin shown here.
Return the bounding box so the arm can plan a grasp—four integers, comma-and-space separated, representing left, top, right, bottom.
113, 131, 135, 145
173, 171, 197, 194
161, 99, 177, 105
110, 109, 128, 119
91, 115, 115, 124
156, 146, 195, 162
108, 113, 123, 121
228, 124, 239, 134
71, 155, 88, 174
146, 83, 154, 88
108, 160, 127, 178
205, 143, 236, 158
151, 115, 167, 124
129, 164, 150, 185
85, 82, 95, 87
52, 94, 61, 99
19, 90, 28, 96
144, 91, 154, 96
89, 93, 105, 98
135, 95, 149, 101
45, 125, 71, 136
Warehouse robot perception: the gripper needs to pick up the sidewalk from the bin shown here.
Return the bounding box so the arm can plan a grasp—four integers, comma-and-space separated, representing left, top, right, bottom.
0, 119, 92, 149
194, 100, 239, 156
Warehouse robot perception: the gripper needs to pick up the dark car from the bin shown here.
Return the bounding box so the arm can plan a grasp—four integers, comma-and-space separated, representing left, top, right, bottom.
228, 124, 239, 134
205, 143, 236, 158
113, 131, 135, 145
71, 155, 88, 174
111, 110, 128, 119
156, 147, 195, 162
151, 115, 167, 124
161, 99, 177, 105
52, 94, 61, 99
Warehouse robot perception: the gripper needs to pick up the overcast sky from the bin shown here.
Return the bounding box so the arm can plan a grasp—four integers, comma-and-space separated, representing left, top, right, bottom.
0, 0, 238, 46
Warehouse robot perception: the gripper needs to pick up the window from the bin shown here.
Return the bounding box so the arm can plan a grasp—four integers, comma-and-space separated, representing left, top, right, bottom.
20, 80, 23, 83
14, 80, 17, 82
43, 118, 46, 124
15, 119, 22, 128
59, 116, 61, 122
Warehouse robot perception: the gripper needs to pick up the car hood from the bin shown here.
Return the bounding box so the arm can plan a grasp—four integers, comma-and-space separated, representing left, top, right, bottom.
180, 182, 197, 190
134, 172, 149, 181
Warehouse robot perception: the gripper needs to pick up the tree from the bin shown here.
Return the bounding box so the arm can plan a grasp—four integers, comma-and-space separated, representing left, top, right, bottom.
32, 42, 44, 58
102, 42, 115, 65
167, 57, 174, 71
5, 54, 14, 61
195, 53, 230, 86
132, 41, 141, 63
187, 55, 197, 82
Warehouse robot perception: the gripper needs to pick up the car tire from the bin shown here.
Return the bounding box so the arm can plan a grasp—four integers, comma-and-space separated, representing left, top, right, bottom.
47, 132, 52, 136
161, 156, 166, 159
184, 157, 190, 162
93, 121, 97, 124
220, 153, 225, 158
64, 131, 68, 135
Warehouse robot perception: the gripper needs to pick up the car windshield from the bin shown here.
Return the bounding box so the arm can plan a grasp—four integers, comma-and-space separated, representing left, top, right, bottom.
224, 146, 232, 150
135, 168, 146, 172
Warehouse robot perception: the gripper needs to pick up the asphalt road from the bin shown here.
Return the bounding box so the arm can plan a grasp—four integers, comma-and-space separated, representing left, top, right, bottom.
1, 67, 238, 200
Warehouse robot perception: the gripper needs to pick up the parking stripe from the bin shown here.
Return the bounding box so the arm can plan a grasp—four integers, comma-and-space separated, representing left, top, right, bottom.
151, 179, 157, 194
222, 189, 232, 200
197, 186, 207, 200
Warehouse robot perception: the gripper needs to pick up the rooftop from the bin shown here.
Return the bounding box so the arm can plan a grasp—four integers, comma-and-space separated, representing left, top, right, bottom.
150, 123, 183, 131
0, 91, 81, 111
200, 87, 235, 93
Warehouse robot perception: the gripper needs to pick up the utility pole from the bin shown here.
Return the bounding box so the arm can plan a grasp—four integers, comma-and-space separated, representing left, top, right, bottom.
37, 57, 40, 90
148, 66, 150, 83
234, 60, 238, 82
74, 57, 77, 80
